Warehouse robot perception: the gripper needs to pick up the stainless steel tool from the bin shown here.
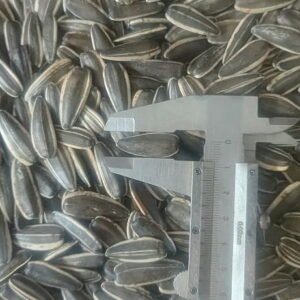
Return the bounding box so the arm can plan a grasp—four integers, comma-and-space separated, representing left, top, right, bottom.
104, 95, 299, 300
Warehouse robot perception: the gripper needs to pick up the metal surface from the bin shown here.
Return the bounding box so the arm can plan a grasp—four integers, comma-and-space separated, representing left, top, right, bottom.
104, 96, 299, 300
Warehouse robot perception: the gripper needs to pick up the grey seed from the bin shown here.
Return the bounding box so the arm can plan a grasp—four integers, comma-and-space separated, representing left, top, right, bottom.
65, 0, 109, 25
23, 0, 34, 16
34, 0, 61, 22
21, 12, 43, 68
117, 133, 179, 158
167, 77, 182, 99
53, 252, 105, 269
188, 44, 225, 78
104, 62, 131, 112
219, 40, 271, 78
13, 224, 64, 251
276, 280, 300, 299
102, 259, 118, 282
0, 58, 23, 98
68, 148, 92, 187
94, 142, 126, 200
90, 216, 126, 248
131, 75, 161, 92
0, 283, 24, 300
163, 36, 210, 63
51, 211, 103, 253
56, 127, 94, 149
0, 164, 14, 223
101, 282, 153, 300
57, 45, 80, 63
205, 73, 264, 95
259, 94, 300, 118
275, 55, 300, 71
277, 8, 300, 31
11, 159, 43, 221
145, 183, 170, 202
207, 20, 239, 45
0, 0, 15, 20
189, 0, 234, 15
255, 255, 285, 281
31, 96, 57, 159
62, 191, 129, 221
114, 25, 167, 44
178, 75, 204, 96
223, 14, 259, 64
8, 0, 24, 21
132, 215, 176, 255
9, 273, 54, 300
100, 40, 161, 61
13, 98, 31, 130
165, 198, 190, 231
168, 231, 189, 253
215, 8, 246, 22
62, 31, 93, 53
266, 182, 300, 222
60, 67, 92, 129
166, 4, 219, 35
61, 288, 92, 300
252, 25, 300, 55
128, 17, 169, 30
60, 266, 101, 283
86, 86, 101, 110
0, 210, 12, 265
80, 50, 106, 93
114, 259, 185, 287
281, 213, 300, 236
260, 10, 280, 24
255, 278, 291, 299
153, 85, 167, 103
91, 24, 114, 52
9, 46, 32, 86
25, 59, 73, 102
132, 89, 154, 107
105, 0, 164, 21
45, 82, 60, 124
129, 180, 165, 228
43, 241, 78, 262
24, 260, 83, 290
32, 165, 60, 199
267, 66, 300, 95
42, 15, 58, 64
44, 146, 77, 192
4, 20, 21, 53
165, 26, 197, 44
79, 106, 106, 135
0, 250, 31, 284
235, 0, 295, 14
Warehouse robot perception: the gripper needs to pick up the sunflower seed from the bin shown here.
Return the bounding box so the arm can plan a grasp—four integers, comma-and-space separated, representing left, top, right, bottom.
61, 288, 92, 300
62, 191, 129, 221
60, 67, 92, 129
51, 211, 103, 253
219, 40, 271, 77
252, 24, 300, 55
153, 85, 167, 103
0, 164, 14, 223
235, 0, 295, 13
168, 231, 189, 253
43, 241, 78, 262
11, 159, 43, 221
0, 210, 12, 265
8, 0, 23, 21
165, 198, 190, 231
4, 20, 21, 53
165, 26, 197, 44
207, 20, 239, 45
91, 23, 113, 52
60, 266, 101, 283
276, 280, 300, 299
24, 260, 83, 290
42, 15, 58, 64
13, 224, 64, 251
0, 283, 24, 300
132, 89, 154, 107
44, 82, 60, 124
21, 12, 43, 68
104, 62, 131, 112
114, 259, 185, 287
281, 213, 300, 236
167, 77, 181, 99
100, 40, 160, 61
189, 0, 234, 15
44, 145, 77, 192
275, 55, 300, 71
34, 0, 61, 21
79, 106, 106, 136
166, 4, 219, 35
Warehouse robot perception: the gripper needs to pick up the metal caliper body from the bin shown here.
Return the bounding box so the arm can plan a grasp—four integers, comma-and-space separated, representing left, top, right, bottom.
104, 95, 299, 300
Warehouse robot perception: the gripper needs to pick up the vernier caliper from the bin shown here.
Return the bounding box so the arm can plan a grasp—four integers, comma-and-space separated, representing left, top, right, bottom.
104, 96, 298, 300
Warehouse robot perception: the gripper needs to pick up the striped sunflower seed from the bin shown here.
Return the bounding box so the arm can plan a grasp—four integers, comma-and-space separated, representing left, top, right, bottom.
59, 266, 101, 283
0, 210, 12, 265
43, 241, 78, 262
42, 15, 58, 64
277, 8, 300, 31
91, 24, 114, 52
189, 0, 234, 15
4, 20, 21, 52
0, 164, 14, 223
207, 20, 239, 45
44, 82, 60, 124
57, 45, 80, 64
62, 191, 129, 221
9, 273, 54, 300
252, 24, 300, 55
153, 85, 167, 103
167, 77, 182, 99
166, 4, 219, 35
235, 0, 295, 13
61, 288, 92, 300
114, 259, 185, 287
165, 198, 190, 231
13, 224, 64, 251
281, 212, 300, 236
165, 26, 197, 44
34, 0, 61, 21
51, 211, 103, 253
79, 106, 106, 136
275, 55, 300, 71
90, 216, 126, 248
24, 260, 83, 290
104, 62, 131, 112
132, 89, 154, 107
0, 283, 24, 300
11, 159, 43, 221
60, 67, 92, 129
31, 96, 57, 159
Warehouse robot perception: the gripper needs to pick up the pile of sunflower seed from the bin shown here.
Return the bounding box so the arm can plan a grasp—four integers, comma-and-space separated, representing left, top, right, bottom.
1, 0, 300, 299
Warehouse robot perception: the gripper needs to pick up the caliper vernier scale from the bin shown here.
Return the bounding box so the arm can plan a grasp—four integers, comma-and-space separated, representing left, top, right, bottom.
104, 96, 299, 300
